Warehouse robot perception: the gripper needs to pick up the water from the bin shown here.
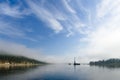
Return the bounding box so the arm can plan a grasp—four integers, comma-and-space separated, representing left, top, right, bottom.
0, 64, 120, 80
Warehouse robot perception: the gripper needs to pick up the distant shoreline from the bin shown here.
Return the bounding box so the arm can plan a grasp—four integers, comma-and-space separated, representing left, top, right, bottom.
0, 63, 43, 66
89, 58, 120, 68
0, 63, 43, 67
0, 53, 47, 67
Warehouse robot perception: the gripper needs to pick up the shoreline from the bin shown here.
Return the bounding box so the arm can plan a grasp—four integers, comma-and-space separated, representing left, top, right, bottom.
0, 63, 43, 67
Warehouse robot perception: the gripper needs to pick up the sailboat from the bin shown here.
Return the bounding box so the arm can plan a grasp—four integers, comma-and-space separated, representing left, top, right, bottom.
68, 57, 80, 65
73, 57, 80, 65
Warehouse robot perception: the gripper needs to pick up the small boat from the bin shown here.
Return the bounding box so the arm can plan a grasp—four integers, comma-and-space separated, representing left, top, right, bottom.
68, 57, 80, 65
74, 63, 80, 65
74, 57, 80, 65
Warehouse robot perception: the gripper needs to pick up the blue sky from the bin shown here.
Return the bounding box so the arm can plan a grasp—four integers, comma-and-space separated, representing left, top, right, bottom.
0, 0, 120, 63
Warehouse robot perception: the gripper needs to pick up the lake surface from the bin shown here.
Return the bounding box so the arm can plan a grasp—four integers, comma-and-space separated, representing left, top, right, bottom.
0, 64, 120, 80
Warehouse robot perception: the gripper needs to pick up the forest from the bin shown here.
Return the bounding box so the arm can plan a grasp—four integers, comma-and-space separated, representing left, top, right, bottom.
90, 58, 120, 67
0, 52, 46, 65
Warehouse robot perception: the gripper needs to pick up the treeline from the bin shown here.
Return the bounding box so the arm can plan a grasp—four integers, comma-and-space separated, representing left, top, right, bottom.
0, 53, 46, 64
89, 58, 120, 67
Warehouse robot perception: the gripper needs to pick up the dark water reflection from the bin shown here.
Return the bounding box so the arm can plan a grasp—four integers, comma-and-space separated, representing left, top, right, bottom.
1, 64, 120, 80
0, 65, 39, 76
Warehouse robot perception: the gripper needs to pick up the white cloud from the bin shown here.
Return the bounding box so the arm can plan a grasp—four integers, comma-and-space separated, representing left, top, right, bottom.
26, 0, 91, 36
66, 27, 74, 37
0, 2, 39, 42
0, 21, 25, 37
76, 0, 120, 62
61, 0, 120, 63
0, 2, 31, 18
62, 0, 76, 13
0, 20, 39, 42
97, 0, 120, 19
26, 0, 63, 33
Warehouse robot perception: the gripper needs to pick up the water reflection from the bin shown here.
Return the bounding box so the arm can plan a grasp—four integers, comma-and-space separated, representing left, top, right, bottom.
0, 65, 39, 77
1, 64, 120, 80
74, 65, 76, 72
90, 64, 120, 69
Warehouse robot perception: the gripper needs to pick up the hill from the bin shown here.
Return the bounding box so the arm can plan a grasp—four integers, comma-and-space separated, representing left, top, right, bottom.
0, 52, 46, 66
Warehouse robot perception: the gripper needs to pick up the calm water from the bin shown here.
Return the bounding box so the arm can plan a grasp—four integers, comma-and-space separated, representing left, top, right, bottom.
0, 64, 120, 80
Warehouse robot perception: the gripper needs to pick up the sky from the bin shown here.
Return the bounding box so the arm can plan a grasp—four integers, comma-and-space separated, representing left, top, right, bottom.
0, 0, 120, 63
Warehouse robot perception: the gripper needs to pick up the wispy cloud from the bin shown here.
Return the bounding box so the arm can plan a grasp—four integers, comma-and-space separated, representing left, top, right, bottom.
0, 1, 37, 42
0, 2, 31, 18
0, 21, 25, 37
66, 27, 74, 37
62, 0, 76, 13
26, 0, 63, 33
26, 0, 92, 36
0, 20, 39, 42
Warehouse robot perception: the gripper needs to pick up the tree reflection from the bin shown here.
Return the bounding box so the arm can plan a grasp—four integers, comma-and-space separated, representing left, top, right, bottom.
0, 65, 39, 76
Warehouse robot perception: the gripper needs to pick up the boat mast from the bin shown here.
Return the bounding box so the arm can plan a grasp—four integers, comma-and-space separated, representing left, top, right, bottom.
74, 57, 76, 64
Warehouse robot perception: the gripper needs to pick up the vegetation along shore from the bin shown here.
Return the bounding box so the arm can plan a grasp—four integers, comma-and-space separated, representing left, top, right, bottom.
0, 53, 47, 67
